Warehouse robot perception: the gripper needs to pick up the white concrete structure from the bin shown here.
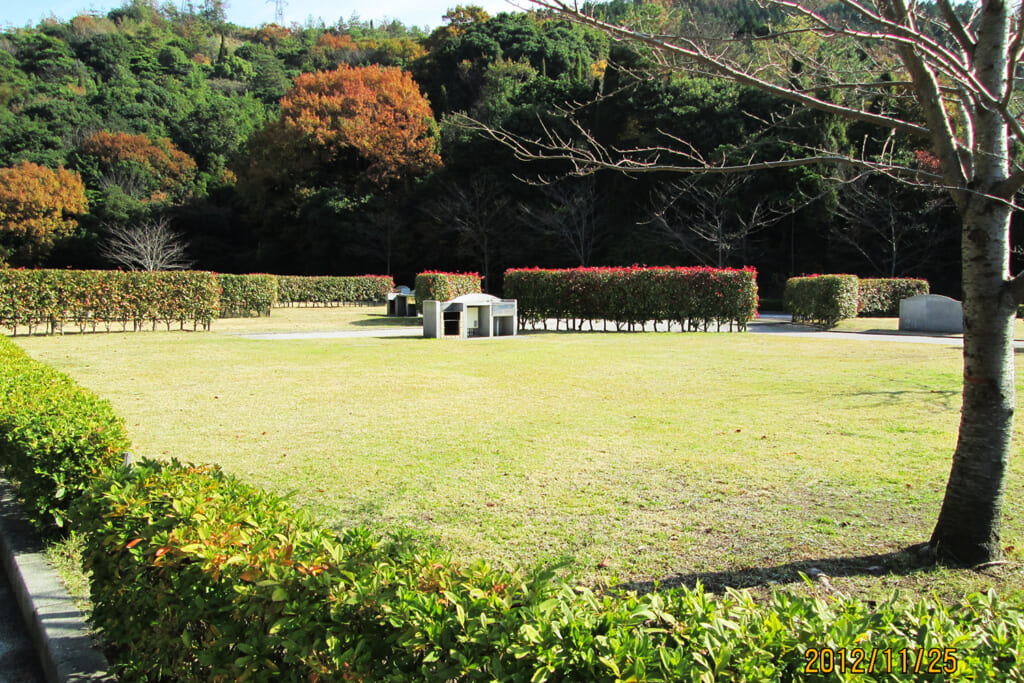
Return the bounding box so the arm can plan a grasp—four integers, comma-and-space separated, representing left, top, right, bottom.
387, 287, 417, 317
899, 294, 964, 334
422, 294, 517, 339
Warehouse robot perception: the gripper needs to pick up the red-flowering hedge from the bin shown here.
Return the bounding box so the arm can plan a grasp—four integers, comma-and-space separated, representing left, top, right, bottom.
503, 266, 758, 332
414, 271, 483, 302
0, 269, 220, 335
275, 275, 395, 306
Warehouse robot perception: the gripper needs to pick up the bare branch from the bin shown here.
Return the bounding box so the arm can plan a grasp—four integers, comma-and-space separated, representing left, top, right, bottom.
937, 0, 977, 54
525, 0, 933, 140
100, 218, 193, 271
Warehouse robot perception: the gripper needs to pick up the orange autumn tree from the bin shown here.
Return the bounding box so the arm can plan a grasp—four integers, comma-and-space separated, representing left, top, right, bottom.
78, 131, 198, 203
280, 64, 442, 189
0, 161, 88, 266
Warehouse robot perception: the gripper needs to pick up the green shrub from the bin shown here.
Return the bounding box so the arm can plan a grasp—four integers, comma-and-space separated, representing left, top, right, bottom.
0, 269, 220, 335
73, 459, 1024, 682
0, 337, 130, 529
504, 266, 759, 332
275, 275, 395, 306
858, 278, 930, 317
784, 274, 860, 327
414, 271, 483, 303
218, 273, 279, 318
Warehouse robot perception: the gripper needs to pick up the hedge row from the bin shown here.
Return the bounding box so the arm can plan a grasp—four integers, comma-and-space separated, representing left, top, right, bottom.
858, 278, 930, 317
784, 274, 861, 327
276, 275, 395, 306
1, 337, 1022, 681
784, 275, 930, 326
503, 266, 759, 332
71, 459, 1024, 682
0, 336, 129, 529
0, 269, 220, 335
414, 271, 483, 303
218, 273, 279, 318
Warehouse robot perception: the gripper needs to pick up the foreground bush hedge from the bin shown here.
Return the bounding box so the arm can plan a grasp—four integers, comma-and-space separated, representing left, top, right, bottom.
218, 273, 279, 318
414, 271, 483, 303
858, 278, 930, 317
504, 266, 758, 332
276, 275, 395, 306
0, 337, 129, 529
0, 341, 1021, 680
784, 274, 860, 327
0, 269, 220, 335
73, 458, 1024, 682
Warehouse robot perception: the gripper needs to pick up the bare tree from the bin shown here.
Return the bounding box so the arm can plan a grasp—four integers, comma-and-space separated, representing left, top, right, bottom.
646, 174, 787, 268
488, 0, 1024, 565
830, 172, 955, 278
100, 217, 193, 271
519, 176, 604, 266
423, 175, 512, 286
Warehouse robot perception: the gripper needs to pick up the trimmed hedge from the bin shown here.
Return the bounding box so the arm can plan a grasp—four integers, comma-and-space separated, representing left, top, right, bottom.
858, 278, 930, 317
0, 269, 220, 335
73, 459, 1024, 682
218, 273, 279, 318
275, 275, 395, 306
785, 275, 931, 325
414, 271, 483, 303
504, 266, 759, 332
0, 336, 129, 529
784, 274, 860, 327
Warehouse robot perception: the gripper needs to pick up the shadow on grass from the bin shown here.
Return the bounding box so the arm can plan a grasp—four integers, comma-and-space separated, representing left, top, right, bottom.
852, 388, 959, 409
350, 315, 422, 328
618, 545, 937, 595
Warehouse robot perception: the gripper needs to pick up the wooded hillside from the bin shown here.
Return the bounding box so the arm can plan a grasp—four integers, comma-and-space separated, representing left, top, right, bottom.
0, 0, 970, 297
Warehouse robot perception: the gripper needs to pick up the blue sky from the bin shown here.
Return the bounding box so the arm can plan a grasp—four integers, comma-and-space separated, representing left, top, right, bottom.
1, 0, 526, 30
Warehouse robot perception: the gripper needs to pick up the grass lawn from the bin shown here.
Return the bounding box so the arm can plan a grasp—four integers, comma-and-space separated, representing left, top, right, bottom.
12, 306, 1024, 602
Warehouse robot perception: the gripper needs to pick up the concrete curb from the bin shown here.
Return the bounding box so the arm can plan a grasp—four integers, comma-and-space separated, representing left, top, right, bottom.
0, 480, 113, 683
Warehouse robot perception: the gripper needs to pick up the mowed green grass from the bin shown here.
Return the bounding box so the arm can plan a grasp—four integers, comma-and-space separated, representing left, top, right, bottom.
13, 307, 1024, 600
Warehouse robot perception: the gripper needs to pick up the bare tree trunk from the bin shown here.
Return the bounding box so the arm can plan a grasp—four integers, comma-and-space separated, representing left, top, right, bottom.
930, 2, 1015, 564
931, 200, 1016, 564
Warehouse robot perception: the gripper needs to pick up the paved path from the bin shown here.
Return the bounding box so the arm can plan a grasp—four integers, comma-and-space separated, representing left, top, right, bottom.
235, 313, 1005, 347
0, 561, 44, 683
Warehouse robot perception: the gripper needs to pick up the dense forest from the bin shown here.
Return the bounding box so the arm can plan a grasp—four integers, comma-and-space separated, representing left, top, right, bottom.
0, 0, 974, 297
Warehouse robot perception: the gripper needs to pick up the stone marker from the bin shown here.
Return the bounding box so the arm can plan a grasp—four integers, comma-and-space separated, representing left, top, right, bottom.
899, 294, 964, 334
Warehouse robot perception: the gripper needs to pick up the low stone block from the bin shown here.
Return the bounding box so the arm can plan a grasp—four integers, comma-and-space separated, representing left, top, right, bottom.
899, 294, 963, 333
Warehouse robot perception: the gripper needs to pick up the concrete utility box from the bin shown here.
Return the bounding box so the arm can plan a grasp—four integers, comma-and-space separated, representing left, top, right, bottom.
422, 294, 518, 339
387, 287, 417, 317
899, 294, 964, 334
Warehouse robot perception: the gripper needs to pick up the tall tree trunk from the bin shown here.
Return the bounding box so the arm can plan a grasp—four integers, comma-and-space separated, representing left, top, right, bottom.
930, 198, 1016, 564
930, 0, 1015, 564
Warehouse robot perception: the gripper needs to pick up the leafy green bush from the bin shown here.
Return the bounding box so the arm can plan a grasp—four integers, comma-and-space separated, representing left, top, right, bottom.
0, 337, 130, 529
858, 278, 930, 317
218, 273, 279, 318
784, 274, 860, 327
74, 459, 1024, 682
504, 266, 759, 332
275, 275, 395, 306
0, 269, 220, 335
414, 271, 483, 303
